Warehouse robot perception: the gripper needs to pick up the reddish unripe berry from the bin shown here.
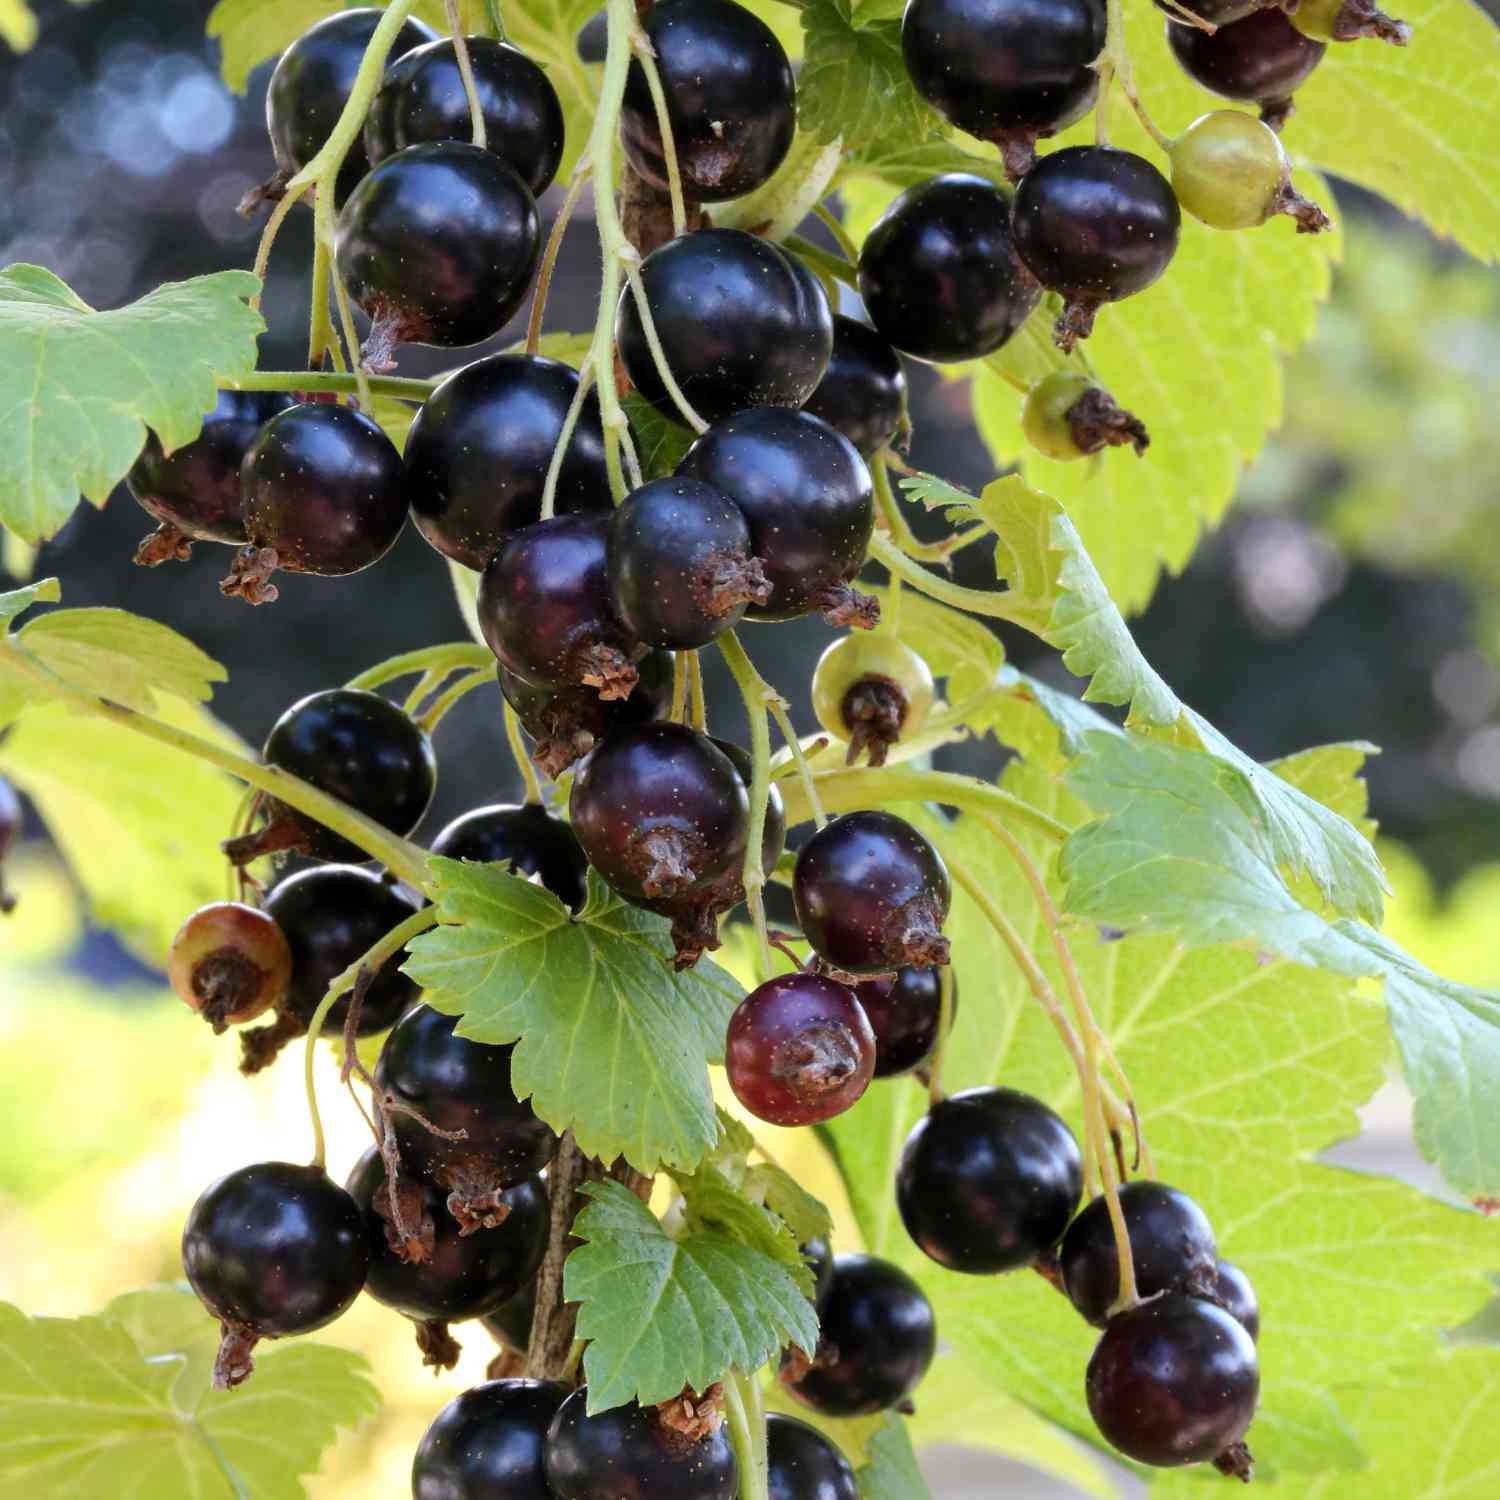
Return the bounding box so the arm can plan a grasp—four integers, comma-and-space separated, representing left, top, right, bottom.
169, 902, 292, 1033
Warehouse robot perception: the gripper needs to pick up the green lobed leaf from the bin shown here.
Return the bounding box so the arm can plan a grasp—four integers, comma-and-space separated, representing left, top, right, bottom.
671, 1164, 817, 1298
0, 576, 58, 631
0, 265, 263, 544
402, 860, 743, 1174
623, 392, 695, 483
565, 1179, 820, 1413
797, 0, 937, 148
744, 1163, 834, 1250
856, 1413, 931, 1500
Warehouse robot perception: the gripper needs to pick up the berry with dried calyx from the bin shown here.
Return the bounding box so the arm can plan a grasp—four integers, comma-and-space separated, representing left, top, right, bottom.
1291, 0, 1410, 44
811, 634, 936, 767
168, 902, 292, 1033
1022, 370, 1151, 461
1170, 111, 1332, 233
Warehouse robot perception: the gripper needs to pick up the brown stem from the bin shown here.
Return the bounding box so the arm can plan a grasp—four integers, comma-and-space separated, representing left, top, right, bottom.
526, 1133, 594, 1380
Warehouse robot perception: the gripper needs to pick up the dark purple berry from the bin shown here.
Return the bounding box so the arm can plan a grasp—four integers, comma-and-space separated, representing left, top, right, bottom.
482, 1277, 538, 1355
855, 966, 954, 1077
1210, 1259, 1260, 1341
1166, 9, 1325, 128
767, 1413, 859, 1500
413, 1377, 570, 1500
432, 803, 589, 911
801, 316, 908, 458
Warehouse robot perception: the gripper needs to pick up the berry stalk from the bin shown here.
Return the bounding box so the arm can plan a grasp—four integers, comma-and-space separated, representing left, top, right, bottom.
346, 641, 494, 692
443, 0, 489, 151
723, 1369, 771, 1500
232, 369, 438, 401
504, 703, 545, 804
628, 18, 688, 237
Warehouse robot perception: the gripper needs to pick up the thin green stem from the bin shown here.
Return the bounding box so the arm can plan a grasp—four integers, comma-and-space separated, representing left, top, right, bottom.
1098, 0, 1173, 152
318, 183, 370, 409
718, 631, 775, 974
671, 650, 690, 722
874, 456, 990, 565
622, 256, 709, 432
688, 650, 706, 732
445, 0, 489, 149
418, 667, 493, 733
869, 533, 1022, 624
347, 642, 494, 691
251, 180, 310, 304
812, 201, 858, 263
404, 668, 450, 717
541, 358, 596, 521
768, 698, 826, 829
928, 963, 955, 1106
528, 160, 593, 354
724, 1371, 770, 1500
233, 370, 438, 401
713, 133, 843, 242
505, 704, 545, 804
783, 234, 859, 290
308, 237, 335, 368
629, 21, 687, 237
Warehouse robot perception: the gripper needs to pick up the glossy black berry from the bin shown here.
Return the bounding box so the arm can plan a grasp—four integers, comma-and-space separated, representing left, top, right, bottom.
266, 9, 439, 205
617, 228, 833, 425
897, 1087, 1082, 1273
801, 317, 908, 458
1166, 9, 1325, 128
1012, 146, 1182, 350
336, 142, 541, 359
569, 723, 750, 901
677, 408, 877, 626
414, 1378, 570, 1500
403, 353, 611, 571
168, 902, 292, 1033
499, 647, 675, 779
0, 775, 18, 915
766, 1413, 859, 1500
712, 737, 787, 877
182, 1160, 368, 1388
855, 966, 953, 1077
480, 514, 642, 700
483, 1277, 538, 1355
1210, 1259, 1260, 1341
432, 803, 589, 911
127, 389, 295, 565
544, 1389, 739, 1500
726, 973, 876, 1126
608, 478, 770, 649
367, 38, 565, 197
781, 1254, 936, 1417
1059, 1181, 1219, 1326
858, 173, 1040, 364
375, 1003, 559, 1226
223, 403, 408, 604
622, 0, 795, 203
793, 810, 951, 974
901, 0, 1106, 177
1086, 1294, 1259, 1468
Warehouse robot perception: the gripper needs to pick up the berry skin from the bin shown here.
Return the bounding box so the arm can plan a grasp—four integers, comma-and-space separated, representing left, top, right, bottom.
712, 737, 787, 877
897, 1087, 1082, 1273
1085, 1294, 1259, 1468
1166, 10, 1325, 130
182, 1160, 368, 1389
375, 1003, 559, 1227
616, 228, 833, 426
223, 403, 408, 605
1012, 146, 1182, 351
1291, 0, 1411, 45
569, 724, 750, 902
265, 9, 439, 206
403, 353, 611, 572
607, 478, 771, 649
0, 775, 21, 915
781, 1254, 936, 1417
793, 810, 952, 974
479, 514, 643, 701
544, 1389, 739, 1500
621, 0, 796, 203
801, 316, 909, 459
677, 408, 878, 627
1059, 1180, 1219, 1325
901, 0, 1106, 178
1210, 1259, 1260, 1341
726, 973, 876, 1127
1021, 370, 1151, 461
482, 1277, 539, 1355
431, 803, 589, 911
858, 173, 1040, 364
812, 634, 935, 768
336, 142, 541, 360
413, 1378, 571, 1500
1170, 111, 1331, 233
127, 389, 295, 566
766, 1413, 859, 1500
366, 38, 565, 197
168, 902, 292, 1033
855, 966, 954, 1077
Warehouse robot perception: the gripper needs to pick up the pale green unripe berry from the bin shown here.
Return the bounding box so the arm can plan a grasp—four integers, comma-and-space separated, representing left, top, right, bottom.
1291, 0, 1411, 44
1022, 371, 1095, 461
1170, 112, 1288, 230
812, 634, 936, 767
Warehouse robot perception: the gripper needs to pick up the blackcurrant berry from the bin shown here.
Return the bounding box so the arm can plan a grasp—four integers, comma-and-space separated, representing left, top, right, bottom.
897, 1087, 1082, 1273
766, 1413, 859, 1500
169, 902, 292, 1033
544, 1388, 739, 1500
336, 142, 541, 362
1021, 370, 1150, 461
1059, 1180, 1219, 1325
608, 478, 771, 649
498, 647, 675, 779
811, 634, 935, 768
127, 390, 295, 566
800, 316, 909, 459
0, 775, 18, 915
1166, 10, 1324, 130
1291, 0, 1410, 44
403, 353, 611, 571
431, 803, 589, 911
375, 1003, 559, 1228
569, 723, 750, 901
1170, 110, 1332, 232
726, 973, 876, 1126
677, 408, 877, 627
1086, 1294, 1259, 1468
182, 1160, 368, 1388
1210, 1259, 1260, 1341
367, 38, 566, 197
781, 1254, 936, 1417
265, 9, 439, 206
858, 173, 1040, 364
347, 1147, 549, 1353
1151, 0, 1272, 23
711, 736, 787, 878
222, 403, 408, 604
621, 0, 795, 203
793, 811, 951, 974
414, 1378, 571, 1500
482, 1277, 539, 1355
1012, 146, 1182, 351
480, 514, 643, 700
616, 228, 833, 425
901, 0, 1106, 178
854, 966, 955, 1078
